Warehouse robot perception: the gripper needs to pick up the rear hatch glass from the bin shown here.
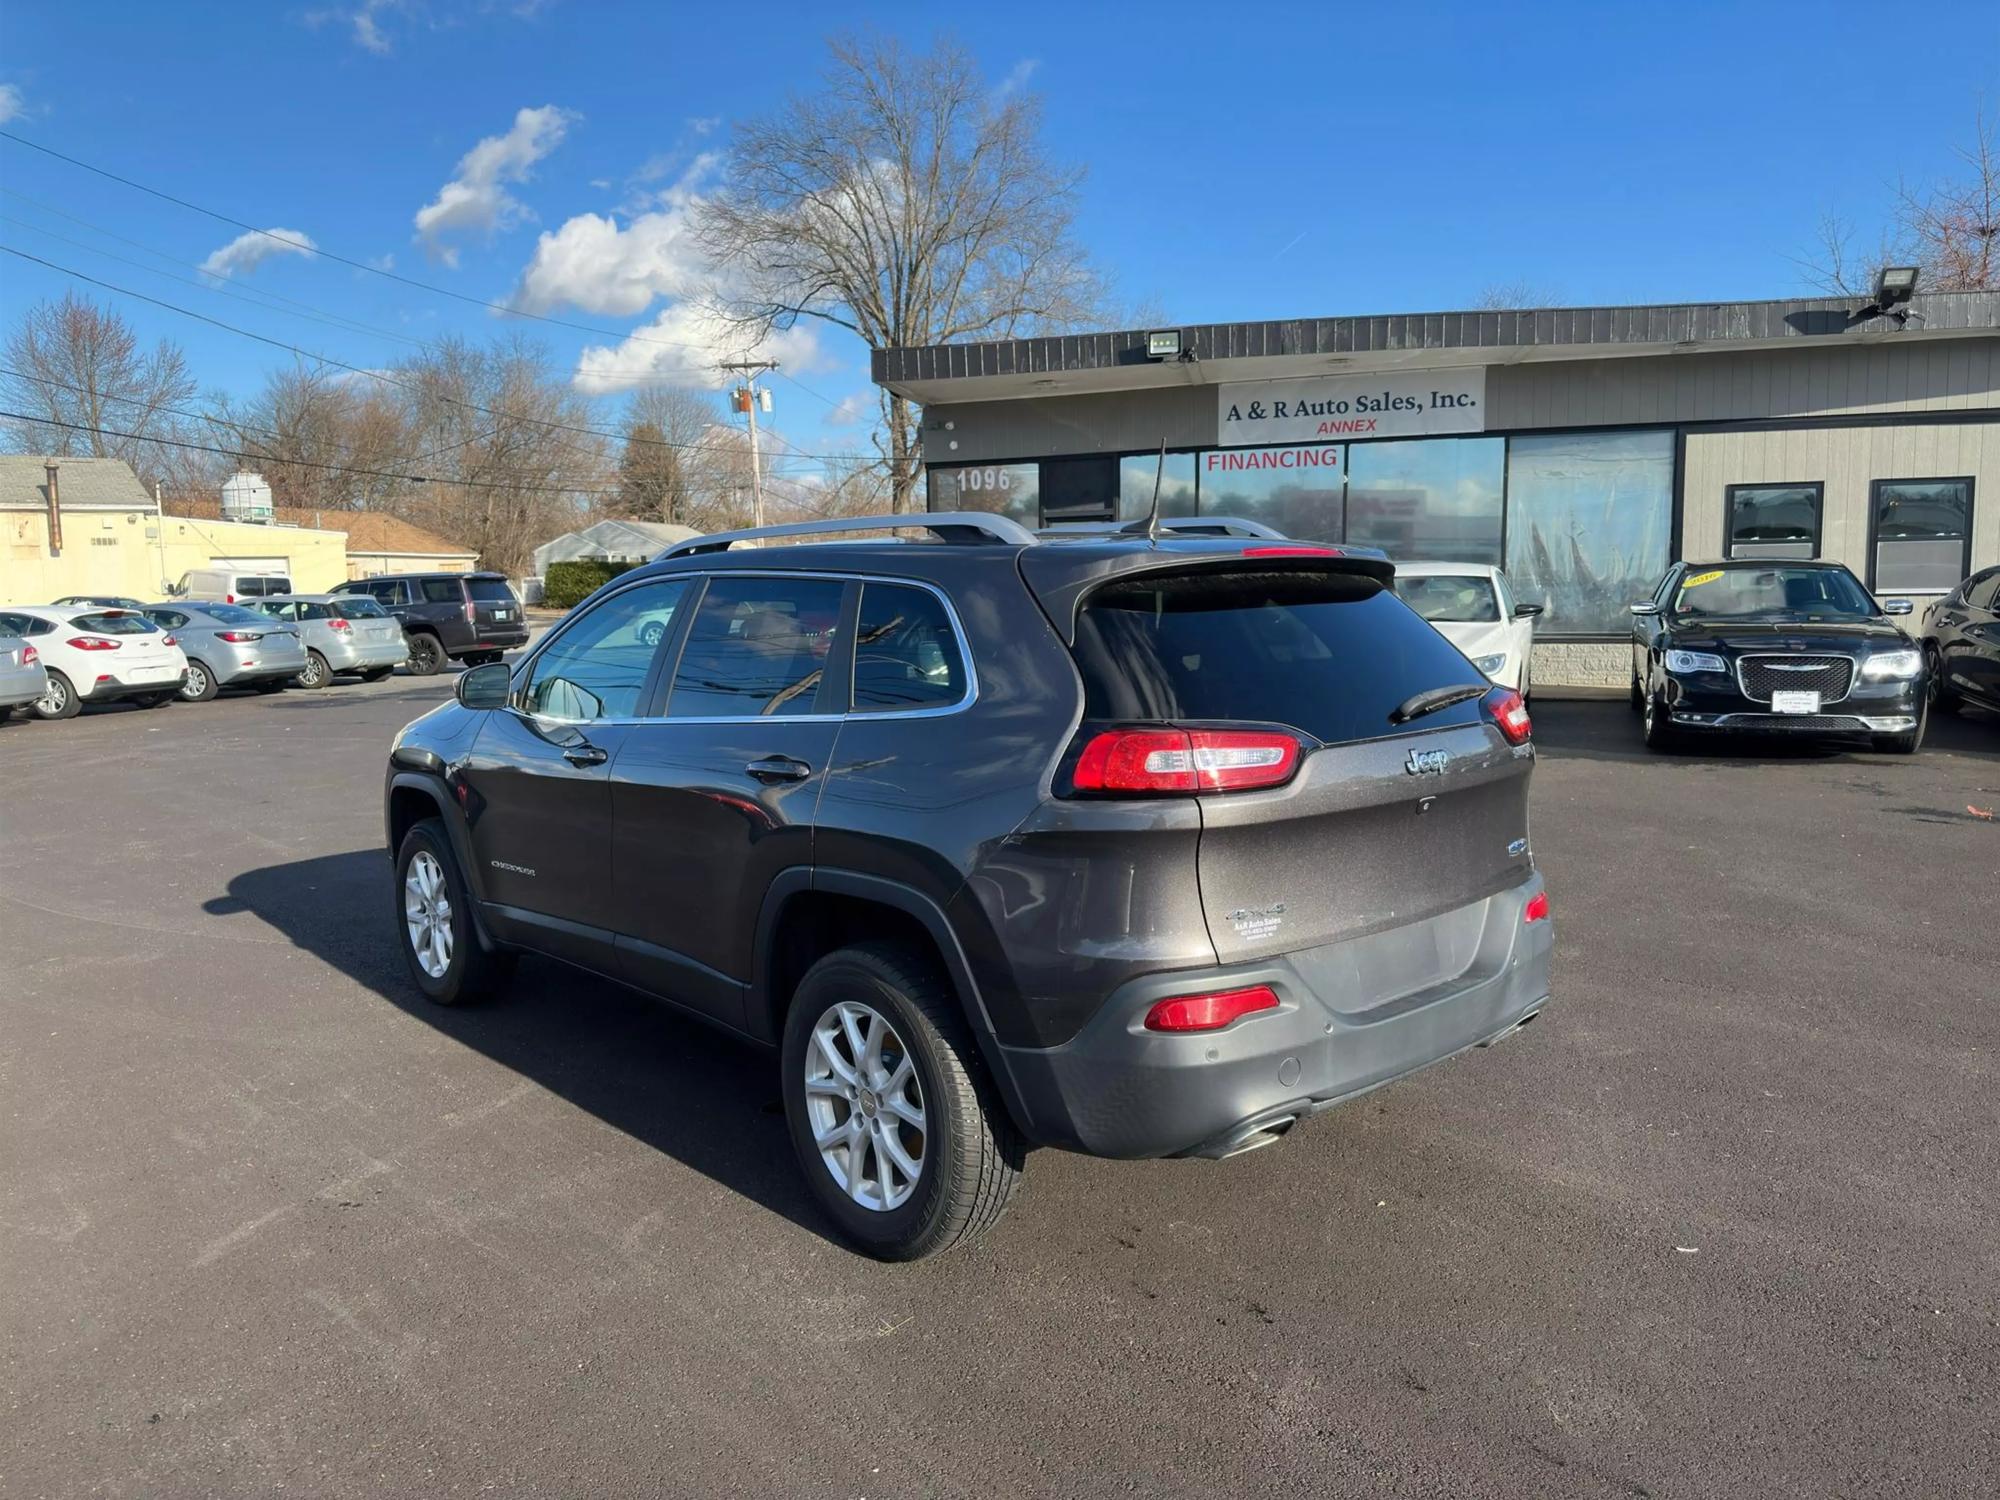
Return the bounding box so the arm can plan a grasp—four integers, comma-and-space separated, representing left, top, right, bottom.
193, 604, 273, 626
1072, 568, 1487, 745
467, 577, 517, 602
333, 598, 388, 619
74, 611, 160, 636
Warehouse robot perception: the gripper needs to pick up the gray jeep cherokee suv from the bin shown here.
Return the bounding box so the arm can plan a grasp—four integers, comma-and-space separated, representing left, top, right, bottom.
384, 513, 1552, 1259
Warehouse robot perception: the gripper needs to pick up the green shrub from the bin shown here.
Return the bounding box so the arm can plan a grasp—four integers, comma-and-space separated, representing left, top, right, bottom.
542, 558, 638, 609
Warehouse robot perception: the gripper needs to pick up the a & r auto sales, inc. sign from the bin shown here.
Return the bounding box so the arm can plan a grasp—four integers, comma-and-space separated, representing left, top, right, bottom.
1216, 367, 1486, 445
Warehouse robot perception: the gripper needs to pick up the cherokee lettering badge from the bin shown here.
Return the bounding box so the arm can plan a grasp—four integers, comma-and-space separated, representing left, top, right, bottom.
1405, 747, 1452, 776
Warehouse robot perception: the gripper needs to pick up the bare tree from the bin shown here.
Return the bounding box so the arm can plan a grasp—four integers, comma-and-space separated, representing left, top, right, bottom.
698, 35, 1103, 511
1471, 280, 1565, 310
1802, 111, 2000, 294
213, 364, 413, 511
1, 292, 214, 493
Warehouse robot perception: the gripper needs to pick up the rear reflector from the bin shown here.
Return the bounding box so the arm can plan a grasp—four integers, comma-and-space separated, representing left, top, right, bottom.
1145, 985, 1281, 1033
1243, 545, 1343, 558
1524, 890, 1550, 923
1485, 687, 1532, 746
1072, 728, 1300, 794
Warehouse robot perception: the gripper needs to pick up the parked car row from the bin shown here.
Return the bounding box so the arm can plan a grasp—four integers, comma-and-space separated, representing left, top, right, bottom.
0, 572, 530, 723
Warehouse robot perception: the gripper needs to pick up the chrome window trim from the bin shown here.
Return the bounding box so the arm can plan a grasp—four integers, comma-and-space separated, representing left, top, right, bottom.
1734, 652, 1858, 705
506, 567, 979, 729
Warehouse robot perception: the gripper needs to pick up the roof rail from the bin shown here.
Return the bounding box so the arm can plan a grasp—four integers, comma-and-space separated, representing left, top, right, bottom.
1035, 516, 1291, 541
658, 511, 1037, 558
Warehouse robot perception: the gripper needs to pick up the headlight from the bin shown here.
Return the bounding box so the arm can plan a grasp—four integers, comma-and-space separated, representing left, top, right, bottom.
1473, 653, 1508, 677
1664, 650, 1726, 674
1860, 649, 1922, 680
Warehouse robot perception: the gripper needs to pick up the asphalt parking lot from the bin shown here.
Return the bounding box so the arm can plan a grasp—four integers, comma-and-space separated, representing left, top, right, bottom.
2, 677, 1996, 1499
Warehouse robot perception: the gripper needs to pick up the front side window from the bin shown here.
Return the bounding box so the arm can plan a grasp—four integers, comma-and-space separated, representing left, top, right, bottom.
1727, 483, 1822, 559
421, 578, 463, 604
1393, 573, 1502, 623
1964, 570, 2000, 610
666, 575, 846, 718
1506, 430, 1675, 635
851, 583, 968, 712
520, 578, 691, 721
365, 580, 406, 605
1872, 478, 1972, 591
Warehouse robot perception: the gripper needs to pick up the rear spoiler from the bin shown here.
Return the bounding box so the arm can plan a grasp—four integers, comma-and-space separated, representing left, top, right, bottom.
1018, 541, 1397, 646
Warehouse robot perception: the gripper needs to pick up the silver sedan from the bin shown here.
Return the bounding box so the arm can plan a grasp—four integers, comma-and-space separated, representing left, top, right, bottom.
254, 594, 409, 687
140, 602, 309, 702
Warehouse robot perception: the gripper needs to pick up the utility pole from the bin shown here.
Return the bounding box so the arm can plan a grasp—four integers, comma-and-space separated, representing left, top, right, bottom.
719, 360, 778, 530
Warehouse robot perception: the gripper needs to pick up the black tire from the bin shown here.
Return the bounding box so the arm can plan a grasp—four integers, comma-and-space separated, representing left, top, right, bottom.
132, 692, 174, 709
32, 670, 81, 720
392, 818, 514, 1006
180, 659, 219, 702
405, 633, 444, 676
295, 650, 330, 690
254, 679, 286, 694
1872, 699, 1928, 756
361, 666, 394, 682
1641, 681, 1676, 752
781, 942, 1024, 1261
1628, 673, 1643, 712
1925, 644, 1959, 714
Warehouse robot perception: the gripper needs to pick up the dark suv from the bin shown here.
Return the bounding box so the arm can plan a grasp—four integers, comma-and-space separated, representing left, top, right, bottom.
382, 514, 1553, 1259
333, 571, 527, 675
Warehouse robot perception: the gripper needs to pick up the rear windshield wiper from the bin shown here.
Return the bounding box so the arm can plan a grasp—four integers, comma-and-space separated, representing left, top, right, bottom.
1388, 683, 1489, 725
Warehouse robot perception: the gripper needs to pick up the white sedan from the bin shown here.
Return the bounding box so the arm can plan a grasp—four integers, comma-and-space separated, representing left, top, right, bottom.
1391, 562, 1543, 696
0, 606, 189, 720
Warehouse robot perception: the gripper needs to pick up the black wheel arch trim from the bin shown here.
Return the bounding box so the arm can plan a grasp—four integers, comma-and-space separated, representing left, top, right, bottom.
751, 867, 1037, 1138
384, 769, 502, 955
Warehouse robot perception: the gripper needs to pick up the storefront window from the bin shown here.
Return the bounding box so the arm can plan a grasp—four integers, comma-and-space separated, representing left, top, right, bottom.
1505, 430, 1674, 636
1871, 478, 1972, 591
1115, 453, 1198, 522
928, 463, 1038, 526
1195, 445, 1345, 540
1727, 483, 1822, 559
1345, 437, 1504, 563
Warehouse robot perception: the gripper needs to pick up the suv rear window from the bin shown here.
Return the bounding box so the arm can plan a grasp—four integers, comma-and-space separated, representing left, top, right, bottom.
1072, 568, 1488, 746
466, 577, 516, 602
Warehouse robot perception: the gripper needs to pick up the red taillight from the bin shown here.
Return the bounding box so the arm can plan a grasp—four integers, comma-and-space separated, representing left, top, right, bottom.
328, 617, 353, 633
1524, 890, 1550, 923
161, 635, 177, 647
66, 636, 121, 651
1144, 984, 1281, 1033
1072, 728, 1300, 795
1485, 687, 1531, 746
21, 645, 37, 665
224, 593, 236, 604
1244, 545, 1344, 557
215, 631, 258, 643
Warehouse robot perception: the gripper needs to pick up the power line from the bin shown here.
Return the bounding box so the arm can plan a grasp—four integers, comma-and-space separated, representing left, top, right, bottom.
0, 244, 880, 465
0, 127, 850, 413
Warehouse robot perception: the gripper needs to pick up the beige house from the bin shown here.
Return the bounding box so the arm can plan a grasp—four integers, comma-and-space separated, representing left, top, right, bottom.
160, 499, 479, 579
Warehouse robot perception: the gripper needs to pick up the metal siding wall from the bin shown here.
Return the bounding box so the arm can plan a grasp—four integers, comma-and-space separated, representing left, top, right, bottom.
1683, 422, 2000, 584
919, 385, 1216, 464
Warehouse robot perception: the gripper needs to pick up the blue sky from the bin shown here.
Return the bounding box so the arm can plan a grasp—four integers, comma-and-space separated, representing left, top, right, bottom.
2, 0, 1997, 475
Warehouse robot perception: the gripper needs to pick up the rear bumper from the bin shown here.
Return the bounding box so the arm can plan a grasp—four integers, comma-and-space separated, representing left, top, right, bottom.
1, 669, 47, 707
469, 626, 529, 652
323, 637, 409, 670
80, 668, 189, 702
994, 875, 1553, 1159
214, 653, 307, 684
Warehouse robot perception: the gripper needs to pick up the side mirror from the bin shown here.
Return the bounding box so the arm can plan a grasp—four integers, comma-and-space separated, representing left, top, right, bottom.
1513, 602, 1546, 618
1629, 602, 1661, 617
1881, 598, 1913, 616
456, 660, 513, 710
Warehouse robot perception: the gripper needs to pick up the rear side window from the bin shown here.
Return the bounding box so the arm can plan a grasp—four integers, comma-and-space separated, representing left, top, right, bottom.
365, 581, 408, 605
1072, 569, 1488, 746
1393, 574, 1501, 623
422, 578, 463, 604
74, 612, 159, 636
234, 577, 291, 597
667, 576, 845, 718
334, 598, 388, 619
466, 577, 516, 602
851, 583, 967, 712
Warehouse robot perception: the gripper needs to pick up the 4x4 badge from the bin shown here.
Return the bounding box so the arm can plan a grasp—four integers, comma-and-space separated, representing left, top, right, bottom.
1405, 747, 1452, 776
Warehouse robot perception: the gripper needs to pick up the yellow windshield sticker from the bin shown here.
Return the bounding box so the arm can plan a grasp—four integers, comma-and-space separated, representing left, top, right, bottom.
1682, 569, 1724, 587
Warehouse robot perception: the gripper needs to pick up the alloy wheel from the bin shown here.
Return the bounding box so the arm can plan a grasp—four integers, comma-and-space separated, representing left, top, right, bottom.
36, 678, 66, 715
181, 663, 209, 700
803, 1000, 926, 1212
403, 850, 454, 979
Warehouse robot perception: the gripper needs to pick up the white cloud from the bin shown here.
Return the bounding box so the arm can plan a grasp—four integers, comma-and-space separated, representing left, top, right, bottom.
572, 299, 822, 397
352, 0, 395, 52
824, 392, 872, 428
199, 227, 319, 278
0, 84, 25, 124
688, 115, 721, 136
367, 252, 396, 271
513, 154, 716, 316
413, 104, 576, 265
992, 58, 1039, 101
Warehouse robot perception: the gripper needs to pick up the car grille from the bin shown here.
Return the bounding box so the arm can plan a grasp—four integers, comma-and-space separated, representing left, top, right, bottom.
1737, 655, 1853, 703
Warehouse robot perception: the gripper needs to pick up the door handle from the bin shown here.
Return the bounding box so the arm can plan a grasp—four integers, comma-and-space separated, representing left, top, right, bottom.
563, 744, 609, 767
745, 755, 812, 783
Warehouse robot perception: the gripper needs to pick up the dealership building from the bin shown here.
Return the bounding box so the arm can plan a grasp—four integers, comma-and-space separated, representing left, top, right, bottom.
874, 288, 2000, 684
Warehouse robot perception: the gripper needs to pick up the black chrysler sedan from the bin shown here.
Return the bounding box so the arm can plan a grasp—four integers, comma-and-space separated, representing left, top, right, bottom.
1628, 560, 1927, 754
1920, 565, 2000, 719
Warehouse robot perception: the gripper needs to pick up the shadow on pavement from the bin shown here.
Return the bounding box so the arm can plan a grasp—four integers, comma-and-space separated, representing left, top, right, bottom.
1530, 698, 2000, 765
205, 848, 837, 1247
